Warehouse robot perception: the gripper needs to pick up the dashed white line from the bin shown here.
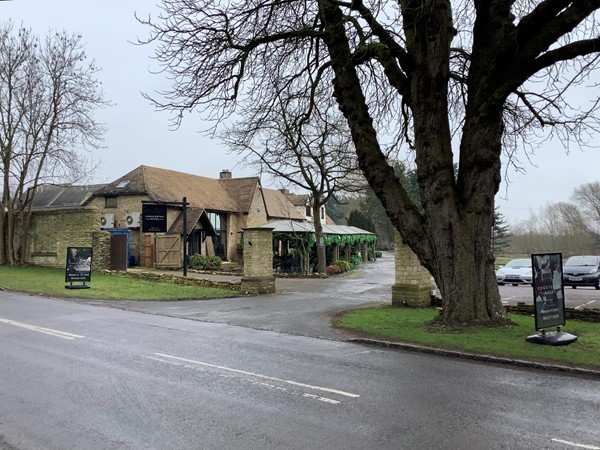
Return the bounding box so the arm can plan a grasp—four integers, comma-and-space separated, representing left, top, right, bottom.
551, 438, 600, 449
152, 352, 360, 400
0, 317, 84, 340
302, 393, 341, 405
574, 300, 597, 310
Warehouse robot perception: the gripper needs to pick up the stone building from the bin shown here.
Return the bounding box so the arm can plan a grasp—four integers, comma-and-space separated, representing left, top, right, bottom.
24, 166, 307, 269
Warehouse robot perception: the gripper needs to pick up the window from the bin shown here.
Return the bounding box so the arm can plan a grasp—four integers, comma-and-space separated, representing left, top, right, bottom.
207, 212, 221, 230
306, 206, 311, 217
105, 196, 117, 208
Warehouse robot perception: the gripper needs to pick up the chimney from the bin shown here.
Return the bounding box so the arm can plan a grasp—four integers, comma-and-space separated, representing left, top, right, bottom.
279, 188, 289, 195
220, 170, 232, 179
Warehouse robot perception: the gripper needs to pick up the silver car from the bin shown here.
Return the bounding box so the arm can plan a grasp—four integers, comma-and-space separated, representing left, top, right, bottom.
496, 258, 533, 286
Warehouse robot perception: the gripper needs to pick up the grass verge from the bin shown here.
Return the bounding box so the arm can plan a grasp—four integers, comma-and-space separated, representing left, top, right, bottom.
334, 305, 600, 370
0, 266, 237, 301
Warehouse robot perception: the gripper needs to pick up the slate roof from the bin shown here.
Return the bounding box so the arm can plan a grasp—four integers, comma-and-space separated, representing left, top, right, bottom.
262, 188, 306, 220
94, 165, 261, 213
31, 184, 105, 209
167, 207, 217, 236
284, 193, 309, 207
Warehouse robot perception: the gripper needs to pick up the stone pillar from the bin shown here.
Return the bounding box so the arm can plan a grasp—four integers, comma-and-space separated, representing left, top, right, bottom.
362, 243, 369, 262
240, 227, 276, 294
392, 231, 434, 307
91, 231, 111, 272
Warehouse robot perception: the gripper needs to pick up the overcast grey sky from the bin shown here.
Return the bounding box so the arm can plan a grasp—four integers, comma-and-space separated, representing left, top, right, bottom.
4, 0, 600, 226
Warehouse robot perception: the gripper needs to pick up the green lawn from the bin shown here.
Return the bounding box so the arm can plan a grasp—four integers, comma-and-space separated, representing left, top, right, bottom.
0, 266, 238, 301
335, 306, 600, 370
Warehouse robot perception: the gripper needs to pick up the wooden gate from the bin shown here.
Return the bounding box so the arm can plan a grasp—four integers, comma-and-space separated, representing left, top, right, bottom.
155, 235, 181, 268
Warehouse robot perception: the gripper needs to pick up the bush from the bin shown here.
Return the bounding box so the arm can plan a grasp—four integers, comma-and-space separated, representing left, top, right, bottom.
349, 252, 362, 267
336, 259, 352, 272
326, 264, 342, 275
375, 250, 382, 258
188, 254, 222, 271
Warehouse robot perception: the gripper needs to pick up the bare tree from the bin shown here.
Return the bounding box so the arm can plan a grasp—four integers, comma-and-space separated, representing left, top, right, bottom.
509, 201, 598, 255
0, 22, 107, 265
572, 181, 600, 233
140, 1, 600, 326
223, 87, 361, 273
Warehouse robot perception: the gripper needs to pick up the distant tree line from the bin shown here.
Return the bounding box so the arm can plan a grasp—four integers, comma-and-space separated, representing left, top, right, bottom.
505, 181, 600, 257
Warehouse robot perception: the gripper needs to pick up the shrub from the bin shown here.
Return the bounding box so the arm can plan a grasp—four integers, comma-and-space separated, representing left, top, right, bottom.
375, 250, 383, 258
336, 259, 352, 272
349, 252, 362, 267
188, 254, 222, 271
326, 264, 342, 275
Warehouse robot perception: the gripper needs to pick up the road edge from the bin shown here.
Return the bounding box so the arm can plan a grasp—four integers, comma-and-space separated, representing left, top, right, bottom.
350, 338, 600, 380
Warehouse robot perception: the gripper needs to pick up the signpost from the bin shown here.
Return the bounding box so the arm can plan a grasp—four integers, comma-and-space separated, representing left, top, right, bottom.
65, 246, 92, 289
527, 252, 577, 345
142, 197, 189, 276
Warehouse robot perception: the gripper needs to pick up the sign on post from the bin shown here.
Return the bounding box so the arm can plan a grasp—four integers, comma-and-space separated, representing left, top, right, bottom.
527, 252, 577, 345
531, 253, 565, 330
65, 246, 92, 289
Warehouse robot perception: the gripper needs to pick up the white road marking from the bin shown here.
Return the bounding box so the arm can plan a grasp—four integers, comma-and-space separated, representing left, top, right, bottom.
574, 300, 597, 310
302, 393, 341, 405
501, 296, 517, 304
0, 317, 84, 340
551, 438, 600, 449
152, 352, 360, 399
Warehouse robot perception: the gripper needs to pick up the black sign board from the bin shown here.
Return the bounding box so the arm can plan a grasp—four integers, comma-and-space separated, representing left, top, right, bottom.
65, 247, 92, 284
531, 253, 565, 330
142, 203, 167, 233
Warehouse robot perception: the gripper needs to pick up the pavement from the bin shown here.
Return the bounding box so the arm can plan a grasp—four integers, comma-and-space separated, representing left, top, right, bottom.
86, 252, 600, 379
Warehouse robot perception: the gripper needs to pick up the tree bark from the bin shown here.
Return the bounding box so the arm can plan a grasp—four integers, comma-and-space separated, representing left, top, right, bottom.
320, 0, 507, 325
312, 198, 327, 274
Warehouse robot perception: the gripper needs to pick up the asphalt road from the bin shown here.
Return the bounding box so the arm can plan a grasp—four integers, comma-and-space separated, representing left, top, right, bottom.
79, 252, 597, 342
1, 292, 599, 450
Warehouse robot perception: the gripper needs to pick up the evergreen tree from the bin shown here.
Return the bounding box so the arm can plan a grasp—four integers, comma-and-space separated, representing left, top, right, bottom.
492, 208, 511, 255
348, 209, 376, 233
325, 196, 346, 225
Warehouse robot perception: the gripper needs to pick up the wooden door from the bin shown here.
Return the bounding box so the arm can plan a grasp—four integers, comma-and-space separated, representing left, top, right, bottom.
110, 234, 128, 271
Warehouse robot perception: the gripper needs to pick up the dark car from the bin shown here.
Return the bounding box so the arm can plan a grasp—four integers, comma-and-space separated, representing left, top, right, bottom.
562, 255, 600, 289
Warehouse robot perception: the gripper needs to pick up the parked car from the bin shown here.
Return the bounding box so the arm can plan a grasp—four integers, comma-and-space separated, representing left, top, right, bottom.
496, 258, 533, 286
562, 255, 600, 289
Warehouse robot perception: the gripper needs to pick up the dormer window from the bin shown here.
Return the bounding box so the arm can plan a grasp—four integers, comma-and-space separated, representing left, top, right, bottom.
116, 180, 130, 189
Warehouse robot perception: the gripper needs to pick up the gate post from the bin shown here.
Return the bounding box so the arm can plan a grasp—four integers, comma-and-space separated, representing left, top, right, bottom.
240, 227, 276, 294
391, 231, 435, 307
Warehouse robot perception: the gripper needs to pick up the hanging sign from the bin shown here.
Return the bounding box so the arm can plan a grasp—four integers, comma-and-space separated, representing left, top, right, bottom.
142, 203, 167, 233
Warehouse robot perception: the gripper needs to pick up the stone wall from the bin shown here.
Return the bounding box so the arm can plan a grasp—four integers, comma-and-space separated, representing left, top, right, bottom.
26, 207, 100, 267
87, 194, 151, 266
110, 270, 241, 292
506, 304, 600, 323
392, 231, 435, 307
91, 231, 112, 271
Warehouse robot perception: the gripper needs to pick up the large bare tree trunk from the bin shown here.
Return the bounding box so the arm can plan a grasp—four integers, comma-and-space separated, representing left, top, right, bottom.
320, 0, 507, 325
